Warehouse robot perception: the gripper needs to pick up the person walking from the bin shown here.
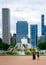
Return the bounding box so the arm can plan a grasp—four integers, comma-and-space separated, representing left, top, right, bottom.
37, 52, 40, 60
32, 51, 36, 60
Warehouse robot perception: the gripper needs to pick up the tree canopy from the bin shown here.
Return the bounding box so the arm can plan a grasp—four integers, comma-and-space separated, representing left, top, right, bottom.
0, 41, 10, 50
37, 42, 46, 50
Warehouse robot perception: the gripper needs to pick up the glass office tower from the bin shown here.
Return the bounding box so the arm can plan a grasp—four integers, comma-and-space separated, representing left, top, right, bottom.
41, 14, 46, 35
16, 21, 28, 43
30, 25, 37, 48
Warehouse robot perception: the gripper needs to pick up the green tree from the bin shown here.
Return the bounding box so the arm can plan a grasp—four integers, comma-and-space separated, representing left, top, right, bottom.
0, 41, 10, 50
37, 42, 46, 50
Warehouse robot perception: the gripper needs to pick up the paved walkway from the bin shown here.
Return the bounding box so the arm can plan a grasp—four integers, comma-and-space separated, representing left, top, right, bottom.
0, 56, 46, 65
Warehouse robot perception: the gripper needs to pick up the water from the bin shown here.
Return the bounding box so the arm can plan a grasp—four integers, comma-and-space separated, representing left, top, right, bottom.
18, 51, 25, 55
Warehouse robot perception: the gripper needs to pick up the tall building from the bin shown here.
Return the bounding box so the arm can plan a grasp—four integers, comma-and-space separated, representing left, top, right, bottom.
38, 35, 46, 44
30, 25, 38, 48
13, 33, 16, 38
41, 14, 46, 35
11, 36, 16, 45
2, 8, 10, 44
16, 21, 28, 43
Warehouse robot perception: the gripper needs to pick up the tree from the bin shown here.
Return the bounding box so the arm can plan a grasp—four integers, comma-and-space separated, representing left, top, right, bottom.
37, 42, 46, 50
0, 41, 10, 50
0, 38, 2, 42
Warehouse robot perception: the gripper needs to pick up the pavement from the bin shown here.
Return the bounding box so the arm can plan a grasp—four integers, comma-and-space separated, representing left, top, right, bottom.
0, 56, 46, 65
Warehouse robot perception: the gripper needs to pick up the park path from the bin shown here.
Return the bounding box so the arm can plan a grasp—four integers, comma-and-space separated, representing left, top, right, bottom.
0, 56, 46, 65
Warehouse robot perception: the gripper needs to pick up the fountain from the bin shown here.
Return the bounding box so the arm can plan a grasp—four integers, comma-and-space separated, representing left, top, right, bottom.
15, 37, 32, 55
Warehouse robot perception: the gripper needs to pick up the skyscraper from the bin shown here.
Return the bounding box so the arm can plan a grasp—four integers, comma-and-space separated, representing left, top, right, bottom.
41, 14, 46, 35
2, 8, 10, 44
30, 25, 38, 48
16, 21, 28, 43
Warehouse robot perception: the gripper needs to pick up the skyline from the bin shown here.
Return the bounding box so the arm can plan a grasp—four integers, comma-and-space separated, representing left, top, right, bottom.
0, 0, 46, 38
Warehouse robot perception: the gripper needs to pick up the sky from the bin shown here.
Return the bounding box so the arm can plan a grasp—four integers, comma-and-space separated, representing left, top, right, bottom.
0, 0, 46, 38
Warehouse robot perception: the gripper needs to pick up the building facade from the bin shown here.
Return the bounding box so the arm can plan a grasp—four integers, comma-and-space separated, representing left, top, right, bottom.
11, 36, 16, 45
41, 14, 46, 35
38, 35, 46, 44
30, 25, 38, 48
2, 8, 10, 44
16, 21, 28, 43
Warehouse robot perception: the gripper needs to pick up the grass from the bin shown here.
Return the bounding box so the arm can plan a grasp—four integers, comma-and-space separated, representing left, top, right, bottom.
40, 54, 46, 56
0, 53, 46, 56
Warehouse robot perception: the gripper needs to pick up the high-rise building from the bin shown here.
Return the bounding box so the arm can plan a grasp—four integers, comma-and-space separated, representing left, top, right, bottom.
13, 33, 16, 38
2, 8, 10, 44
41, 14, 46, 35
38, 35, 46, 44
16, 21, 28, 43
11, 36, 16, 45
16, 21, 28, 35
30, 25, 38, 48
